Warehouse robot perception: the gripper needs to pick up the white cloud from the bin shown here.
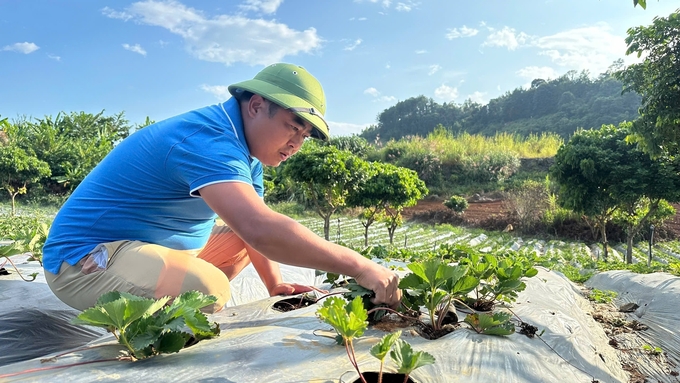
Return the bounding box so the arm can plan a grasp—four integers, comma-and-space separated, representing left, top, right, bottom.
483, 26, 530, 50
434, 84, 458, 102
2, 42, 39, 54
364, 87, 396, 102
344, 39, 362, 51
349, 17, 367, 21
104, 0, 321, 66
201, 84, 231, 100
364, 87, 380, 97
47, 54, 61, 61
533, 23, 630, 75
102, 6, 133, 21
239, 0, 284, 14
123, 43, 147, 56
466, 91, 488, 105
428, 64, 441, 76
415, 49, 427, 54
395, 2, 413, 12
328, 121, 370, 137
445, 25, 479, 40
516, 66, 558, 81
385, 62, 391, 69
354, 0, 391, 6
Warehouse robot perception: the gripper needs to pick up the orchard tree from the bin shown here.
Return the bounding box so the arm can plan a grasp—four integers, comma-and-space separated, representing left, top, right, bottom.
616, 9, 680, 157
284, 144, 369, 240
550, 123, 680, 262
0, 144, 51, 215
614, 199, 675, 263
372, 166, 428, 245
347, 162, 427, 247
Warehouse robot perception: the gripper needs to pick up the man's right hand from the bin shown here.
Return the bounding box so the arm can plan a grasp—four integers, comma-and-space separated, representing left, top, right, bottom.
353, 263, 402, 309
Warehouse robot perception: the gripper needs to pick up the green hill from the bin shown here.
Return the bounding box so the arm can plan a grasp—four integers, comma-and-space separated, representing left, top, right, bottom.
360, 69, 641, 143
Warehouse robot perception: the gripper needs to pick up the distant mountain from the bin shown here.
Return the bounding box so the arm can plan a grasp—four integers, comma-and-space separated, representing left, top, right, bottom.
360, 69, 641, 143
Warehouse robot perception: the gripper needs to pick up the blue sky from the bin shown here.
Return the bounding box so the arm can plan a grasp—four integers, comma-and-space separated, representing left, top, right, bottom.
1, 1, 677, 136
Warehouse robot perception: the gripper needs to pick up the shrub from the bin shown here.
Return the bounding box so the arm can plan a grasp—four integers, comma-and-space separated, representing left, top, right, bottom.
443, 195, 468, 213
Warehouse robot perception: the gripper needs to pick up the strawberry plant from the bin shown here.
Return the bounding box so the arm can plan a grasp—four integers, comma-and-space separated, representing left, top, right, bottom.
460, 251, 537, 310
399, 258, 478, 331
463, 311, 515, 335
317, 296, 369, 382
317, 297, 435, 383
389, 339, 435, 383
72, 290, 220, 359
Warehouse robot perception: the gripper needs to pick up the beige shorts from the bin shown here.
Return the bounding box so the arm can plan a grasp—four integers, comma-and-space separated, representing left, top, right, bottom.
46, 222, 250, 313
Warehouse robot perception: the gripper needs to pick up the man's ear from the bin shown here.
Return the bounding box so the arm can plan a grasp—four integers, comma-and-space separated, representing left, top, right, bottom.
247, 94, 267, 118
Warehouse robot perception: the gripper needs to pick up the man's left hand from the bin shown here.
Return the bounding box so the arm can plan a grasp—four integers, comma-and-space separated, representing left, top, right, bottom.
269, 283, 328, 296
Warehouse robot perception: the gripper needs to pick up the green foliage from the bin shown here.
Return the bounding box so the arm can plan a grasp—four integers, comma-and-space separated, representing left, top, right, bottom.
316, 296, 368, 344
347, 161, 428, 246
588, 289, 618, 304
616, 9, 680, 156
443, 195, 468, 213
0, 144, 51, 215
72, 291, 220, 359
326, 135, 372, 159
457, 249, 538, 308
360, 71, 639, 143
285, 144, 370, 240
463, 312, 515, 335
641, 344, 663, 355
4, 111, 132, 195
317, 297, 435, 383
550, 123, 680, 262
389, 339, 436, 376
399, 258, 477, 330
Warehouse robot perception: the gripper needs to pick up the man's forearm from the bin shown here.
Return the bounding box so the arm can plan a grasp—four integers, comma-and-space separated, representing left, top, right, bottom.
246, 242, 284, 295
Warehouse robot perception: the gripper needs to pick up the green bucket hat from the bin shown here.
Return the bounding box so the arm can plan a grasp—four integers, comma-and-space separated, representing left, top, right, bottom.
228, 63, 329, 141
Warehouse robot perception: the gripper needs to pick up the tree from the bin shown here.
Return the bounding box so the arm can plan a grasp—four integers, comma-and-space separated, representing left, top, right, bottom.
375, 167, 428, 245
616, 10, 680, 156
0, 144, 51, 215
347, 162, 427, 247
550, 123, 680, 262
284, 144, 370, 240
6, 111, 132, 194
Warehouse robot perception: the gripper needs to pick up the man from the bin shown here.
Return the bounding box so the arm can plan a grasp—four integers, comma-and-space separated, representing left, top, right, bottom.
43, 63, 401, 313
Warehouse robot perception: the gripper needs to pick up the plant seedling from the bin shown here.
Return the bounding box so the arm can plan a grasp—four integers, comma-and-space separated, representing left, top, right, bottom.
399, 258, 476, 330
641, 344, 663, 356
390, 339, 436, 383
587, 289, 618, 304
317, 297, 435, 383
463, 311, 515, 336
369, 331, 402, 383
317, 296, 369, 382
72, 290, 220, 359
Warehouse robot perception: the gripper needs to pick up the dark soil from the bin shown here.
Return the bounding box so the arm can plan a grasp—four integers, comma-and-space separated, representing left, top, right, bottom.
518, 322, 539, 338
412, 321, 458, 340
271, 295, 317, 312
352, 372, 415, 383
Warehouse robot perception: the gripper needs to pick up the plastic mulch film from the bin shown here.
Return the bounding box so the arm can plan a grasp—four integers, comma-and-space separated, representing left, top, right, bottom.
586, 270, 680, 383
1, 266, 628, 383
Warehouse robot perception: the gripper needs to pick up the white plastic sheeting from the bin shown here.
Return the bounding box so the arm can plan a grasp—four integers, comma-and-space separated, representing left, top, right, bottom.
0, 256, 630, 383
586, 270, 680, 383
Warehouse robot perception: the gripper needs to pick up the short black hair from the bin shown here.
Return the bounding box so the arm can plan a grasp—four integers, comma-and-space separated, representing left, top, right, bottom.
234, 90, 280, 118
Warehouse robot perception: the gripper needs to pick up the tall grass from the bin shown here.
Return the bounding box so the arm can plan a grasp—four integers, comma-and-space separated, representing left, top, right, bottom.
377, 129, 562, 165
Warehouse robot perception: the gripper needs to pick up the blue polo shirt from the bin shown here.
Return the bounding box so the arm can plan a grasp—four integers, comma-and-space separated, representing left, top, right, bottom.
43, 98, 264, 275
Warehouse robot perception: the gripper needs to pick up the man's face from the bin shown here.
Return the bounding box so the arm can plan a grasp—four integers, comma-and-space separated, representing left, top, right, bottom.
244, 95, 314, 167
